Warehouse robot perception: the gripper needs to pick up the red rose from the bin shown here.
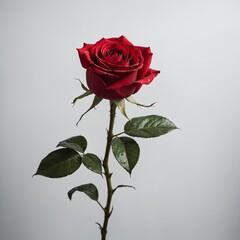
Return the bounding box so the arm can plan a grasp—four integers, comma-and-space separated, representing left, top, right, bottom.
77, 36, 160, 100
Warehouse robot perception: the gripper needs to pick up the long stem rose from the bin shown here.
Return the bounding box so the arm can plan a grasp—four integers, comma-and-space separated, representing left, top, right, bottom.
34, 36, 177, 240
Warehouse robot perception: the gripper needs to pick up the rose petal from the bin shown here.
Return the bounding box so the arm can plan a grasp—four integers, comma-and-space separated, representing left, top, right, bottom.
137, 53, 152, 78
78, 44, 110, 72
106, 71, 138, 90
107, 36, 133, 46
106, 61, 142, 72
136, 46, 152, 56
135, 46, 153, 78
96, 55, 112, 69
91, 64, 120, 77
102, 47, 143, 72
99, 90, 122, 100
133, 83, 142, 94
102, 84, 137, 100
86, 70, 125, 99
112, 84, 138, 99
136, 68, 160, 85
77, 43, 99, 71
86, 70, 107, 96
91, 37, 107, 49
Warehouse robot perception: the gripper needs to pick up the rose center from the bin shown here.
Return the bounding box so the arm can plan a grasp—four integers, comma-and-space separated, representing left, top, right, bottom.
108, 50, 122, 62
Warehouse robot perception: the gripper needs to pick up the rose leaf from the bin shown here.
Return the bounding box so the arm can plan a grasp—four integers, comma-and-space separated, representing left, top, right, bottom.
124, 115, 178, 138
82, 153, 102, 176
57, 135, 87, 153
68, 183, 99, 202
33, 148, 82, 178
111, 136, 140, 175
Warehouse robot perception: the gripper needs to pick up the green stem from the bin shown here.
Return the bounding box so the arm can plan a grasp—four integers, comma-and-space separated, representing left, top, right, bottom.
101, 101, 117, 240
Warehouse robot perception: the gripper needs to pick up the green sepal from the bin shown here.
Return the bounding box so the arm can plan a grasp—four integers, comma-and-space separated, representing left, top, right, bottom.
77, 95, 103, 125
57, 135, 87, 153
113, 99, 130, 120
72, 91, 92, 105
111, 136, 140, 175
75, 78, 89, 91
82, 153, 102, 175
124, 115, 178, 138
126, 96, 156, 108
34, 148, 82, 178
68, 183, 99, 201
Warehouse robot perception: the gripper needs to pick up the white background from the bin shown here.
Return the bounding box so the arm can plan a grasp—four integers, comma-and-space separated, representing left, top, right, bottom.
1, 0, 240, 239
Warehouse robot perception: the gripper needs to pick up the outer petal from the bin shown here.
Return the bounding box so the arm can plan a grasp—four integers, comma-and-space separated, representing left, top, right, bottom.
99, 90, 123, 100
77, 44, 94, 71
86, 70, 122, 99
103, 84, 137, 100
86, 70, 107, 96
86, 70, 138, 100
133, 82, 142, 94
106, 71, 138, 90
112, 84, 138, 98
136, 68, 160, 85
135, 46, 153, 78
107, 35, 133, 45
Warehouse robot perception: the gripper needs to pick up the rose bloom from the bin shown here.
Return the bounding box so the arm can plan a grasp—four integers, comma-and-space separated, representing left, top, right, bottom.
77, 36, 160, 100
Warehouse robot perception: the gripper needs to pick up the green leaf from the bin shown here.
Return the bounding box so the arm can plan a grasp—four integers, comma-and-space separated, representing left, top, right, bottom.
76, 95, 103, 125
68, 183, 99, 201
82, 153, 102, 175
126, 96, 156, 108
112, 137, 140, 174
124, 115, 178, 138
34, 148, 82, 178
113, 99, 130, 120
57, 135, 87, 153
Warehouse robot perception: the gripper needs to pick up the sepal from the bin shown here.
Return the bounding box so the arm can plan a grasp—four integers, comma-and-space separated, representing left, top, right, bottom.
126, 96, 156, 108
72, 91, 92, 105
113, 99, 130, 120
75, 78, 89, 91
77, 95, 103, 124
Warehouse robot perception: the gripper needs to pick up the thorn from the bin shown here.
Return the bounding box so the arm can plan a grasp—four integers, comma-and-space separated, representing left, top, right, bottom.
109, 206, 114, 217
95, 222, 102, 230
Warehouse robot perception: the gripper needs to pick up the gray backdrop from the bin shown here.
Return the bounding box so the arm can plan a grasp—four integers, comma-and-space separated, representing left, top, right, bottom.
1, 0, 240, 239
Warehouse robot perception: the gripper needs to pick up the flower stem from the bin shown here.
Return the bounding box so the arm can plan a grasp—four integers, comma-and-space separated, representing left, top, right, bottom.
101, 101, 117, 240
